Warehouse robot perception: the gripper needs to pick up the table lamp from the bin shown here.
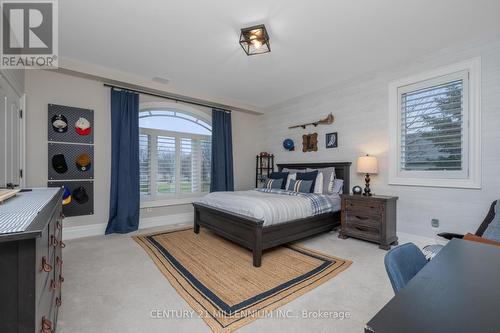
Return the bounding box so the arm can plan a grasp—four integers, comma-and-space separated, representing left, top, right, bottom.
357, 155, 378, 196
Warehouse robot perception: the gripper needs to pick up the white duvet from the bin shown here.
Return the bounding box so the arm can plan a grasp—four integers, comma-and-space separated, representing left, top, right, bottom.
195, 190, 341, 226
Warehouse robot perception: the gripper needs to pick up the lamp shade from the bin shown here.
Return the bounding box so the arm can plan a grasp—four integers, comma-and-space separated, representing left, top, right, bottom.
357, 155, 378, 174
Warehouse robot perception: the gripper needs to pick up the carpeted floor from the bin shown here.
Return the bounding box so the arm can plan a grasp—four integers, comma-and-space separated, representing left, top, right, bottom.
58, 224, 395, 333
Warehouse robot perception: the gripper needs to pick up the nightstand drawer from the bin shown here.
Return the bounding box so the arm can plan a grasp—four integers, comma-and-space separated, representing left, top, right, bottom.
345, 213, 381, 228
344, 223, 380, 241
345, 204, 382, 219
345, 199, 384, 212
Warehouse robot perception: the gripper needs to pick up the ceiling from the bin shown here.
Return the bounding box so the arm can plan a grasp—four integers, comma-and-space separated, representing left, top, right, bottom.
60, 0, 500, 111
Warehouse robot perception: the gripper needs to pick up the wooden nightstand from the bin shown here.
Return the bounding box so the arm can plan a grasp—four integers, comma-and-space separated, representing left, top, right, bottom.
339, 194, 398, 250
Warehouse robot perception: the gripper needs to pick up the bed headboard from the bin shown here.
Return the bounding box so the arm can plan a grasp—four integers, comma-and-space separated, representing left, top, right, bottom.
277, 162, 352, 194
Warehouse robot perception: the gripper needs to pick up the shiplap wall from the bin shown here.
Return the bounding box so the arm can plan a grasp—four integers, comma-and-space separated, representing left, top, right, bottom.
263, 38, 500, 238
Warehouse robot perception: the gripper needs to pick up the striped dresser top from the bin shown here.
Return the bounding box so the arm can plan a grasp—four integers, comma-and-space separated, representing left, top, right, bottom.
0, 188, 60, 234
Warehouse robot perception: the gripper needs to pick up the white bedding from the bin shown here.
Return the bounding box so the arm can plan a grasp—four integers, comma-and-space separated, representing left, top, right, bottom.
195, 190, 341, 226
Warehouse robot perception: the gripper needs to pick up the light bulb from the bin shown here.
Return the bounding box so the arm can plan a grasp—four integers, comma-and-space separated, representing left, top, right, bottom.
252, 39, 262, 49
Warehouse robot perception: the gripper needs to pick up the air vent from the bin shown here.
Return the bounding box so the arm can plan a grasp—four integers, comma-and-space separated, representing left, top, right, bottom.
152, 76, 170, 84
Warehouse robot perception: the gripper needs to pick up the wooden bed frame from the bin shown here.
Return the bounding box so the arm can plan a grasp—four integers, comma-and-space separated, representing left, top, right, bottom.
193, 162, 351, 267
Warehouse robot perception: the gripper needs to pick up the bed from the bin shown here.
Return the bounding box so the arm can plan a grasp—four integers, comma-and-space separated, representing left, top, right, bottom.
193, 162, 351, 267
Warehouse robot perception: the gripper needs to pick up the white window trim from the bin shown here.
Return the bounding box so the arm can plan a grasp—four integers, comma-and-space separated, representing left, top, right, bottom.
388, 57, 481, 189
138, 102, 212, 208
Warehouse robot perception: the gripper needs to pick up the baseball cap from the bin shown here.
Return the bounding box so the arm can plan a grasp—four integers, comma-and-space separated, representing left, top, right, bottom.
75, 117, 91, 136
62, 186, 72, 205
52, 154, 68, 174
72, 186, 89, 204
75, 153, 91, 171
52, 114, 68, 133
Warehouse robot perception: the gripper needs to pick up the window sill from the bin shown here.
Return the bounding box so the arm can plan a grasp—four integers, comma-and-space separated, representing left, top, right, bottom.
140, 194, 207, 208
388, 177, 481, 189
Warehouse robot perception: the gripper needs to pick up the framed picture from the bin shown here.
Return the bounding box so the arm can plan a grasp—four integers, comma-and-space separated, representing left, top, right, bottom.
326, 132, 338, 148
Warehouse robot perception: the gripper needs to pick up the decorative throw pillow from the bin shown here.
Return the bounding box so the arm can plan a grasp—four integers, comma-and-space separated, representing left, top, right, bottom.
329, 179, 344, 194
285, 173, 297, 190
296, 170, 319, 192
263, 178, 283, 189
307, 167, 335, 194
268, 172, 289, 190
313, 172, 323, 194
287, 179, 314, 193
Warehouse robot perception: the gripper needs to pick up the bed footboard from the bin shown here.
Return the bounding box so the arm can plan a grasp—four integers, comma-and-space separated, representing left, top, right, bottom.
193, 203, 264, 267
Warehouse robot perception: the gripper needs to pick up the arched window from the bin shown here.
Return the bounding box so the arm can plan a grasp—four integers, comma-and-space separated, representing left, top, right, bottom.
139, 103, 211, 200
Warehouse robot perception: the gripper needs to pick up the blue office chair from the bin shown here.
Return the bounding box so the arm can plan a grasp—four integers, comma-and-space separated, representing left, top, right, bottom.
384, 243, 427, 294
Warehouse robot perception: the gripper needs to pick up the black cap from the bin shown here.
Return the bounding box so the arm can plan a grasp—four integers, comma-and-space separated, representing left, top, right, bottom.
72, 186, 89, 204
52, 154, 68, 174
52, 114, 68, 133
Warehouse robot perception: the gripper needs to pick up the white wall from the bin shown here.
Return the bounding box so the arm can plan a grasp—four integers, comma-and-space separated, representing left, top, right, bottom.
263, 38, 500, 239
25, 70, 263, 229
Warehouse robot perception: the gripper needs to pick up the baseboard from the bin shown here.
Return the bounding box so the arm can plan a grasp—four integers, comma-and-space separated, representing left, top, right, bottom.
63, 212, 194, 240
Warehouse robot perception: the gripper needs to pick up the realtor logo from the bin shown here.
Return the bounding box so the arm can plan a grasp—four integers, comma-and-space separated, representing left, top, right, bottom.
1, 0, 58, 68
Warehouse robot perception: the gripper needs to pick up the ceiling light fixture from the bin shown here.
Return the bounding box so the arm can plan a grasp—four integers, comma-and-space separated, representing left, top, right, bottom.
239, 24, 270, 56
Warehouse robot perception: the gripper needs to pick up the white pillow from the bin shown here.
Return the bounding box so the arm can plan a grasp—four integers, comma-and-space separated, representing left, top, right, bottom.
314, 172, 323, 194
285, 173, 296, 190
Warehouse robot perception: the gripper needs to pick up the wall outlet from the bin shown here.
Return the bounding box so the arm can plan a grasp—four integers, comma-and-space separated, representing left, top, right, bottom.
431, 218, 440, 228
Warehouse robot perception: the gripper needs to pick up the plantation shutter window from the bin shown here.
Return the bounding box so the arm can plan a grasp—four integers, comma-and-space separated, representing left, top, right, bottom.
139, 108, 212, 202
388, 58, 481, 189
399, 72, 467, 176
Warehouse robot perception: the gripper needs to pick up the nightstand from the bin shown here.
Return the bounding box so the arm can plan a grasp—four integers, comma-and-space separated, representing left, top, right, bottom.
339, 194, 398, 250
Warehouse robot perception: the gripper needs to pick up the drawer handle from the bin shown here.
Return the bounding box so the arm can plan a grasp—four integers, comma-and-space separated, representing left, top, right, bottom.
56, 256, 63, 267
355, 215, 369, 220
50, 235, 58, 247
50, 279, 57, 291
41, 316, 52, 333
59, 240, 66, 248
56, 297, 62, 307
41, 257, 52, 273
59, 275, 65, 284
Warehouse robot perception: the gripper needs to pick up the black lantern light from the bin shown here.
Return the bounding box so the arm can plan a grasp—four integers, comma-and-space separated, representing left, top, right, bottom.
239, 24, 270, 56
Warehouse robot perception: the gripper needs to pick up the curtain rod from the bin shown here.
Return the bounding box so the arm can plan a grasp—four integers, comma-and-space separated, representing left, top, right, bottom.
103, 83, 231, 112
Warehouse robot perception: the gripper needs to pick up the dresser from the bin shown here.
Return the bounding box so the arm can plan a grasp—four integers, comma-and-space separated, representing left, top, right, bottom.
0, 188, 64, 333
339, 194, 398, 250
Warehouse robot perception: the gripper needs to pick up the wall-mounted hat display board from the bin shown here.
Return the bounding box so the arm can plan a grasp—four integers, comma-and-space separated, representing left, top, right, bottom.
47, 104, 94, 217
48, 104, 94, 144
48, 181, 94, 216
48, 143, 94, 180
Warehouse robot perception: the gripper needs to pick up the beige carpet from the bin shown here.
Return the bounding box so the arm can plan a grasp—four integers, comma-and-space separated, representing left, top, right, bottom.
134, 228, 352, 333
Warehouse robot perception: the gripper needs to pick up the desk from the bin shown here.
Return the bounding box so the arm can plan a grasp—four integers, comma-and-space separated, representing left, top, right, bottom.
366, 239, 500, 333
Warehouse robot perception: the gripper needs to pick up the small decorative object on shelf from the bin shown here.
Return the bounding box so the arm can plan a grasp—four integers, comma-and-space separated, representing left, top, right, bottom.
256, 152, 274, 187
352, 185, 362, 195
357, 155, 378, 196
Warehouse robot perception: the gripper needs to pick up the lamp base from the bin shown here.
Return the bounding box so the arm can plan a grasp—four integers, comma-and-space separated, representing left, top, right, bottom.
363, 173, 372, 196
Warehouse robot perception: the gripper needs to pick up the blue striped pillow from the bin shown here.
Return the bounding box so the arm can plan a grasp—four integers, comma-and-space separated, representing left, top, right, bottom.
264, 178, 283, 189
287, 179, 314, 193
